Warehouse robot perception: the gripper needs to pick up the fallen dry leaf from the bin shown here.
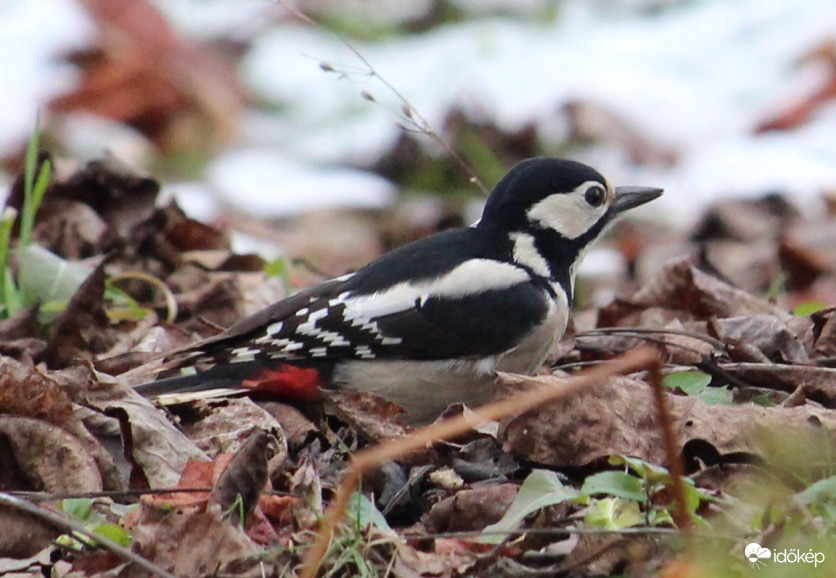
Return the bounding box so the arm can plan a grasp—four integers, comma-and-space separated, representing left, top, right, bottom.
602, 257, 791, 326
0, 415, 102, 493
557, 533, 672, 576
782, 219, 836, 278
0, 357, 77, 426
393, 540, 477, 577
700, 239, 784, 293
812, 306, 836, 357
33, 200, 106, 260
88, 389, 207, 488
131, 503, 261, 578
140, 458, 214, 509
0, 358, 121, 490
422, 483, 519, 533
180, 397, 288, 463
708, 315, 808, 363
0, 308, 39, 342
43, 263, 115, 369
691, 196, 799, 242
325, 389, 410, 444
0, 506, 62, 559
210, 429, 279, 525
260, 494, 296, 527
290, 454, 322, 531
718, 363, 836, 406
500, 374, 836, 468
258, 401, 319, 449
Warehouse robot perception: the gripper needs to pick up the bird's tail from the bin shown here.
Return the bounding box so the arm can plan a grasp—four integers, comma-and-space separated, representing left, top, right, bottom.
133, 361, 328, 403
133, 372, 242, 398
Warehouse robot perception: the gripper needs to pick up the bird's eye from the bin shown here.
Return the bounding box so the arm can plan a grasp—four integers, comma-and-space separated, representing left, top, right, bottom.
584, 186, 607, 207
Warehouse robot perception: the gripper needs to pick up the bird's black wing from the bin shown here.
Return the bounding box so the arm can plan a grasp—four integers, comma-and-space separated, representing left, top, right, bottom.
167, 228, 550, 368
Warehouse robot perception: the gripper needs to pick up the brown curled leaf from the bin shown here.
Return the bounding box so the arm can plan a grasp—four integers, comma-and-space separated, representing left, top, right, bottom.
43, 262, 115, 369
209, 429, 279, 525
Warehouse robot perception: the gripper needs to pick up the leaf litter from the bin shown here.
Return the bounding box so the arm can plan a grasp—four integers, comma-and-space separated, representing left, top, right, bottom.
0, 155, 835, 576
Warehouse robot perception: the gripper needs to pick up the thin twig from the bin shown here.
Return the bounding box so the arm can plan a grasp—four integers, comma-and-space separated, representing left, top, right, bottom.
579, 327, 727, 352
0, 492, 178, 578
7, 487, 216, 502
578, 333, 706, 357
576, 327, 757, 390
280, 2, 490, 196
417, 525, 741, 541
549, 359, 609, 371
300, 347, 659, 578
695, 359, 755, 390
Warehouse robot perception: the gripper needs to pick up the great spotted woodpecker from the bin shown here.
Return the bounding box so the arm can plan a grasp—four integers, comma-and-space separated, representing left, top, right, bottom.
136, 158, 662, 423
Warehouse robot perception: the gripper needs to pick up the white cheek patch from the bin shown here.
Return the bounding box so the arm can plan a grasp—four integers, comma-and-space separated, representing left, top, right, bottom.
526, 181, 608, 239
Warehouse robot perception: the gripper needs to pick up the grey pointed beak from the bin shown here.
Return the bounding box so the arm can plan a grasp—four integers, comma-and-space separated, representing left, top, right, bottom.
614, 186, 664, 214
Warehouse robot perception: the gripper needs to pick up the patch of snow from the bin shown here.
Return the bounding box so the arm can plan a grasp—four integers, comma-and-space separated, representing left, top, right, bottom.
243, 0, 836, 210
206, 149, 396, 217
0, 0, 93, 155
159, 181, 222, 223
151, 0, 273, 41
57, 114, 153, 167
230, 231, 287, 261
579, 247, 626, 279
3, 0, 835, 222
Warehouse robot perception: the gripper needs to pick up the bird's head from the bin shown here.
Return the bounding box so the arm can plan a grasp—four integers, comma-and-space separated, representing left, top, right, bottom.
478, 157, 663, 282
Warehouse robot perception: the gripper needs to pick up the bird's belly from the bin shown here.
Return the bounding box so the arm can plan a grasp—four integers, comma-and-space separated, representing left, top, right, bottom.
332, 304, 568, 424
332, 358, 498, 424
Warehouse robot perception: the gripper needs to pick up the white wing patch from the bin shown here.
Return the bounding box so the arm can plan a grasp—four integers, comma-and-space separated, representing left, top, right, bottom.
345, 259, 530, 319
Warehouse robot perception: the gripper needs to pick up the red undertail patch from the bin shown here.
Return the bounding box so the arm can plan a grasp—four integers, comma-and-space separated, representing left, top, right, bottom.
241, 364, 324, 402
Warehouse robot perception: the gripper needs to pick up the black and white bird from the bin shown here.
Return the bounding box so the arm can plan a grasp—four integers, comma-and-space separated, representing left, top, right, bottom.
136, 157, 662, 423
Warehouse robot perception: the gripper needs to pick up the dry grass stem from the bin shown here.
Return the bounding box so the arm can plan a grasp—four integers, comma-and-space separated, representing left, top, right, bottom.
647, 360, 692, 535
280, 2, 489, 196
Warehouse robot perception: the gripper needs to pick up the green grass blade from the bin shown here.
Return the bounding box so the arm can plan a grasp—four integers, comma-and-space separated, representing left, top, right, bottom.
3, 269, 23, 317
23, 116, 39, 203
19, 158, 51, 248
0, 208, 18, 312
32, 159, 52, 213
21, 117, 41, 247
